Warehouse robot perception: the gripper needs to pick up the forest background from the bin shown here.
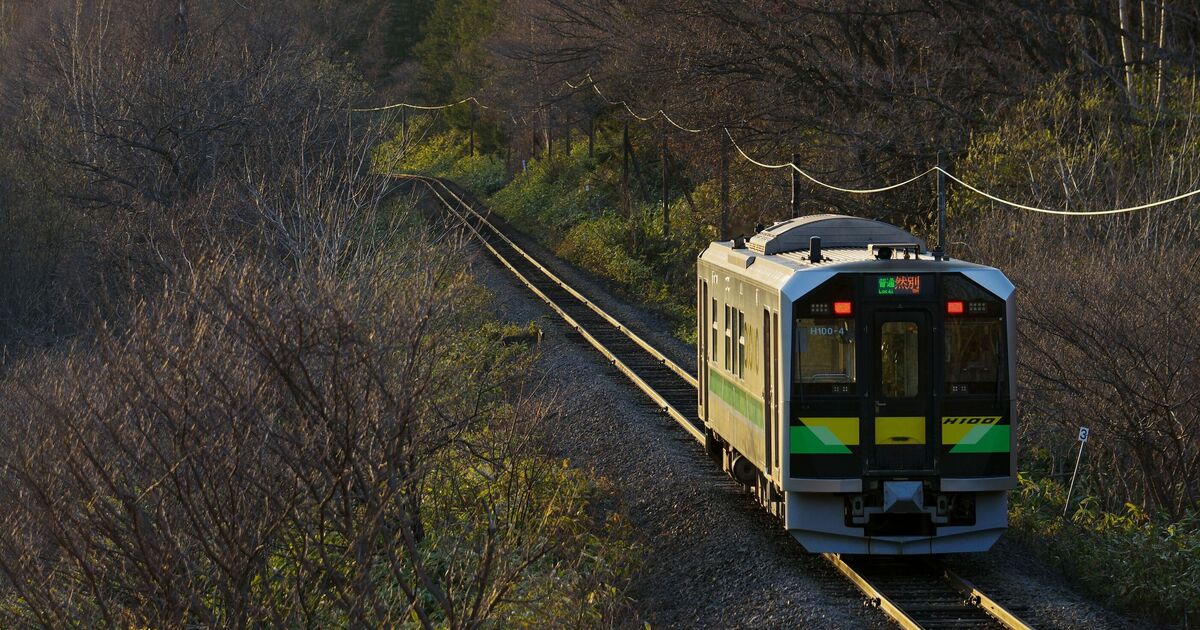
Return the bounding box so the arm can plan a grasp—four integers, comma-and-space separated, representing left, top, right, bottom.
0, 0, 1199, 625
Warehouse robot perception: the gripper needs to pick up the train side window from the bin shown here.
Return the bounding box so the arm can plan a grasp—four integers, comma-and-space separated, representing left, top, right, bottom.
724, 307, 734, 376
795, 316, 856, 394
724, 305, 732, 371
711, 298, 718, 362
737, 310, 746, 378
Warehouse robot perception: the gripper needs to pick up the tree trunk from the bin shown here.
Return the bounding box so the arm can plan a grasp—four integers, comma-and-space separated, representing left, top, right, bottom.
1156, 1, 1168, 110
1140, 0, 1148, 63
1118, 0, 1137, 105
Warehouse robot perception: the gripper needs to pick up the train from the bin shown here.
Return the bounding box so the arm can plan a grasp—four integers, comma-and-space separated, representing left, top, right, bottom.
696, 214, 1016, 554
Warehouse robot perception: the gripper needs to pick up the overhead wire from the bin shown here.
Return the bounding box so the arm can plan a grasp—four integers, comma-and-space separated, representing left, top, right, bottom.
569, 73, 722, 133
936, 170, 1200, 216
721, 128, 939, 194
356, 76, 1200, 216
350, 96, 491, 112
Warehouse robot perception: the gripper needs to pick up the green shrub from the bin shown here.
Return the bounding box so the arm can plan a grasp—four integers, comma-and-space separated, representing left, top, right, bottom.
557, 214, 660, 294
446, 152, 507, 196
1010, 475, 1200, 623
373, 116, 467, 176
489, 148, 605, 242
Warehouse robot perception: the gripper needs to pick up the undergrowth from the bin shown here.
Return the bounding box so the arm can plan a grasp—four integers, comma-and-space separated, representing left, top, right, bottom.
1010, 475, 1200, 624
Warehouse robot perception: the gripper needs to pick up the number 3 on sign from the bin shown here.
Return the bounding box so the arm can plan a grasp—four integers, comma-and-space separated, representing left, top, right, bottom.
1078, 427, 1090, 442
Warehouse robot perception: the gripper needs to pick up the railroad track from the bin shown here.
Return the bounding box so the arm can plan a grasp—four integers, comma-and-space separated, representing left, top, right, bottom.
404, 174, 1036, 630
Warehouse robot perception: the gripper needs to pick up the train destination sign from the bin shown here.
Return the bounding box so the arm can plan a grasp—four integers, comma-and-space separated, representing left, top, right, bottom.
877, 275, 921, 296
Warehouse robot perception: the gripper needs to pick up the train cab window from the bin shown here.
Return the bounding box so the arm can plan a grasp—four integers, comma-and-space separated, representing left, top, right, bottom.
795, 317, 856, 394
943, 274, 1005, 396
945, 318, 1003, 395
880, 321, 920, 398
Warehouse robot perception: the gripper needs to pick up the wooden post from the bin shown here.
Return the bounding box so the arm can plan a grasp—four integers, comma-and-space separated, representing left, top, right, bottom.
661, 113, 670, 238
720, 132, 730, 240
790, 152, 799, 218
542, 108, 551, 157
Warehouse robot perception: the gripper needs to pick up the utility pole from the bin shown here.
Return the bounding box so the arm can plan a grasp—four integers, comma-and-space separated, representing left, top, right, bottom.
401, 106, 408, 147
468, 100, 476, 157
790, 153, 799, 218
937, 151, 948, 258
588, 115, 595, 158
720, 132, 730, 240
622, 121, 630, 218
661, 112, 670, 239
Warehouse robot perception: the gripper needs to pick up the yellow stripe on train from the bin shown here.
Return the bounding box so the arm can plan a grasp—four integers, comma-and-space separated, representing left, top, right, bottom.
942, 416, 1002, 444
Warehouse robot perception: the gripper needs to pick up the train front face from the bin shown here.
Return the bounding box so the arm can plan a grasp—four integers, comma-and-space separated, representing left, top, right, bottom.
783, 264, 1016, 554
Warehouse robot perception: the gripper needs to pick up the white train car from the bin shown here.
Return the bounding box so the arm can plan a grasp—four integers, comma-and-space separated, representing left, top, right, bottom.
697, 215, 1017, 554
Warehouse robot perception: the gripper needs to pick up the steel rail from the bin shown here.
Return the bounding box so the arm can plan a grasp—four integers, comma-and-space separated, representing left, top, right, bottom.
939, 564, 1035, 630
406, 173, 1033, 630
825, 553, 923, 630
405, 175, 704, 444
828, 552, 1034, 629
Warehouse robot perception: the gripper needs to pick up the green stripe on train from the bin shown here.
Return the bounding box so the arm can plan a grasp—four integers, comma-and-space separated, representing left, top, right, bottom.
948, 424, 1011, 453
790, 425, 853, 455
707, 368, 764, 427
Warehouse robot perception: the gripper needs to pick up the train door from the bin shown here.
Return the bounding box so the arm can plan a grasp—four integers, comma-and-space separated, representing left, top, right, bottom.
763, 309, 774, 475
699, 279, 709, 420
868, 311, 934, 473
771, 311, 780, 473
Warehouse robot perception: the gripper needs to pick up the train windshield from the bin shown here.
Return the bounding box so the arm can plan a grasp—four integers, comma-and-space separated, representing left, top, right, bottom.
945, 318, 1003, 395
795, 317, 856, 394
